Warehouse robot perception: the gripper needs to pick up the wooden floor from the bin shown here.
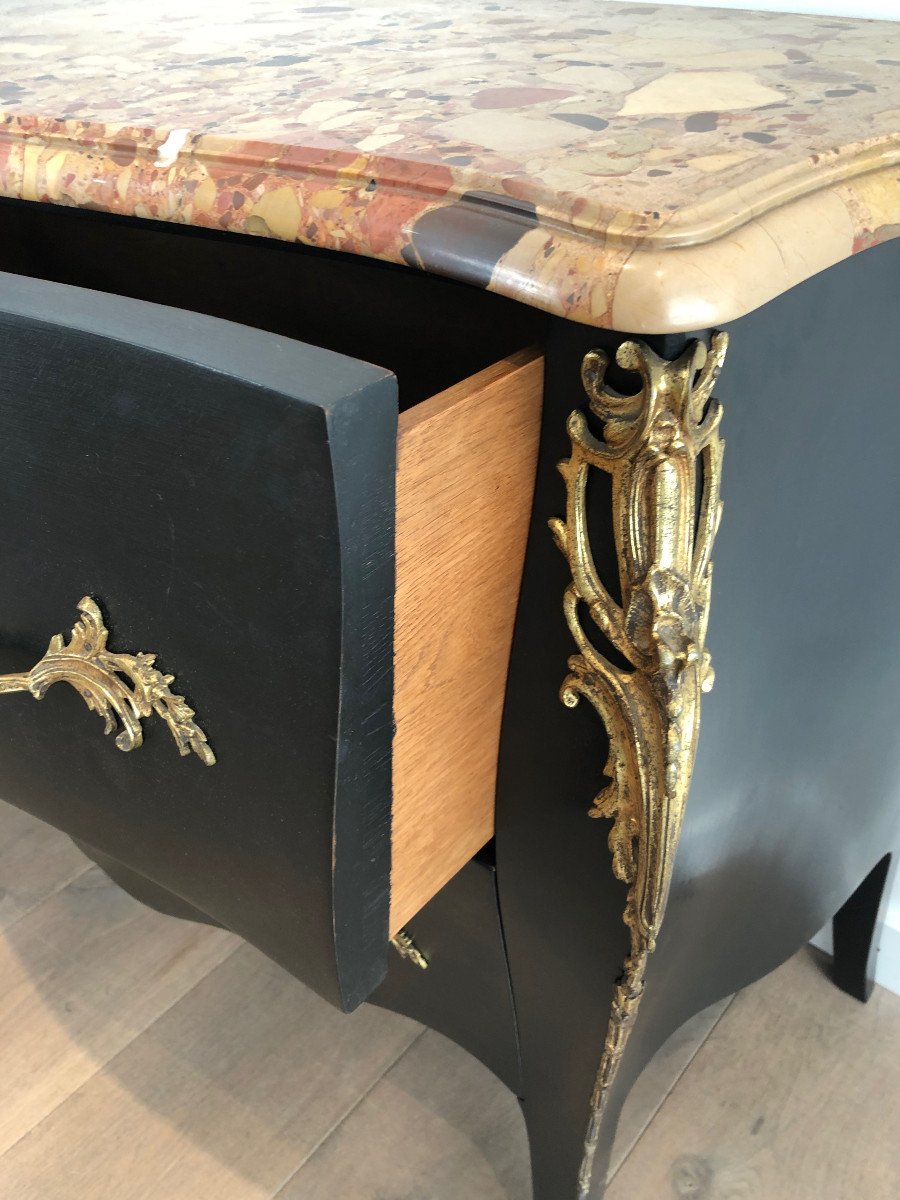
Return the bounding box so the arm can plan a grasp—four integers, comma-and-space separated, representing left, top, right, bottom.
1, 800, 898, 1200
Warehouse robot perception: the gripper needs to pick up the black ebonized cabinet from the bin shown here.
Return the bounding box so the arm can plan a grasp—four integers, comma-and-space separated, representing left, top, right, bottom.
0, 198, 897, 1199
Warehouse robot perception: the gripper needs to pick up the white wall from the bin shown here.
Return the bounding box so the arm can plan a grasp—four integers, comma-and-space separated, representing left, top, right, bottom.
885, 897, 900, 995
649, 0, 900, 17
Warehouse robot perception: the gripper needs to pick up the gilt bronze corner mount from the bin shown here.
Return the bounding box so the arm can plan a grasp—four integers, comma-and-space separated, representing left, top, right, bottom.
550, 332, 728, 1196
0, 596, 215, 765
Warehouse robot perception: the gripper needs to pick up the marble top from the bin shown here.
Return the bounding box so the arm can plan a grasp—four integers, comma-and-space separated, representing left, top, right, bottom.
2, 0, 899, 330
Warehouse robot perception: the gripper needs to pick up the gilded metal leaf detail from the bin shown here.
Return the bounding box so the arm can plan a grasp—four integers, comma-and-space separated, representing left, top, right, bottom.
549, 333, 727, 1197
0, 596, 215, 765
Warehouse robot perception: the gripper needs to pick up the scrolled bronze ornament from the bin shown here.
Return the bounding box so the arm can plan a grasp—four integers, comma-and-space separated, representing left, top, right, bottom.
0, 596, 215, 764
549, 332, 728, 1197
390, 928, 430, 970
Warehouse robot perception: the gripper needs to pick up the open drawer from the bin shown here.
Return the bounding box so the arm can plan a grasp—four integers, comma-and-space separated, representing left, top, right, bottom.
0, 266, 543, 1010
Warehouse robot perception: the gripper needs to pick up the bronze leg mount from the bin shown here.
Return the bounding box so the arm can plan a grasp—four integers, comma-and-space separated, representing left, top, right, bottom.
550, 333, 728, 1195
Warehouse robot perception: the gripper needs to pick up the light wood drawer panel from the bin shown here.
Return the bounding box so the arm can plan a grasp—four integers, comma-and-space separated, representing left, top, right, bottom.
392, 349, 544, 932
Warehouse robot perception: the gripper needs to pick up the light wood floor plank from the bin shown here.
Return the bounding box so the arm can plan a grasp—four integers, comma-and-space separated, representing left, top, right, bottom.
3, 805, 897, 1199
0, 944, 422, 1200
606, 950, 900, 1200
0, 863, 238, 1156
276, 999, 730, 1199
609, 996, 733, 1178
276, 1027, 532, 1200
0, 800, 89, 932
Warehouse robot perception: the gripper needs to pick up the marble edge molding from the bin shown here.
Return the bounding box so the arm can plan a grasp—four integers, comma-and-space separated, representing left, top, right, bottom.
2, 116, 899, 332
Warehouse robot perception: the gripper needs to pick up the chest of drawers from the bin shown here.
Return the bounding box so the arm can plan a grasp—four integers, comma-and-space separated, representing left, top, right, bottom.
1, 2, 899, 1196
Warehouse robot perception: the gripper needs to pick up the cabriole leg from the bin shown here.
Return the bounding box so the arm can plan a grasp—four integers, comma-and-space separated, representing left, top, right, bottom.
832, 852, 896, 1004
496, 322, 729, 1199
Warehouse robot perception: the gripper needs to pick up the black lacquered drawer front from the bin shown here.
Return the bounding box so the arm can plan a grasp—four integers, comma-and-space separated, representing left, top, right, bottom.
0, 271, 397, 1010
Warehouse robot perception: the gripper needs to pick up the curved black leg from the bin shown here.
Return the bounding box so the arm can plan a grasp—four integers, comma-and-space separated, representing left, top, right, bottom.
514, 1002, 627, 1200
832, 852, 896, 1003
494, 321, 720, 1200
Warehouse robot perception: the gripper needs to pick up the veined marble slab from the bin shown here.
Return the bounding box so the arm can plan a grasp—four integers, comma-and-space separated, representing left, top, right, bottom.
1, 0, 898, 330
